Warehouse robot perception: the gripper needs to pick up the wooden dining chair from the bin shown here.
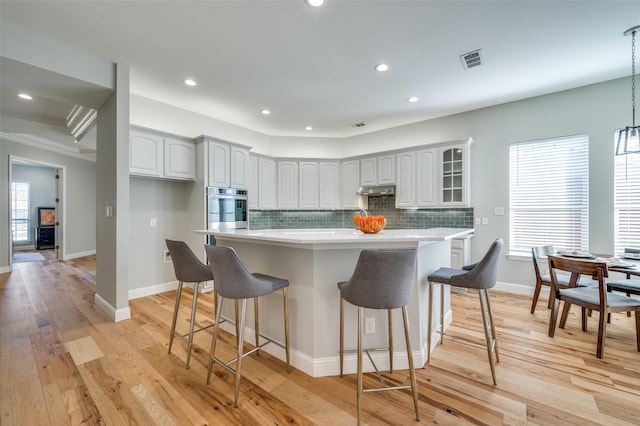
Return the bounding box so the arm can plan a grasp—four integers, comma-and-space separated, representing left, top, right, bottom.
547, 255, 640, 359
530, 246, 598, 313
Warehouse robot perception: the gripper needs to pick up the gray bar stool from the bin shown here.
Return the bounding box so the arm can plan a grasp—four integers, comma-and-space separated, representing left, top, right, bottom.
204, 245, 290, 408
426, 238, 503, 385
338, 249, 419, 425
165, 239, 215, 369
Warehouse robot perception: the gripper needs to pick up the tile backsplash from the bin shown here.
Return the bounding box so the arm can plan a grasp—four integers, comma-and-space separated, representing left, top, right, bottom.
249, 195, 473, 230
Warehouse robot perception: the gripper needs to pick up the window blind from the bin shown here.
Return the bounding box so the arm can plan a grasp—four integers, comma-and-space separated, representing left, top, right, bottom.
509, 135, 589, 255
614, 140, 640, 254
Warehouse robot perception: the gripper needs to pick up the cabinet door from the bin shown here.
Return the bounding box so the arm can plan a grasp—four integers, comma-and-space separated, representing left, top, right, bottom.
277, 161, 298, 209
130, 130, 163, 177
416, 148, 437, 207
377, 154, 395, 184
318, 161, 340, 209
164, 138, 195, 180
247, 155, 258, 209
440, 145, 466, 206
360, 157, 377, 185
299, 162, 319, 209
230, 146, 249, 189
208, 141, 231, 187
395, 151, 416, 207
341, 160, 360, 209
258, 157, 277, 209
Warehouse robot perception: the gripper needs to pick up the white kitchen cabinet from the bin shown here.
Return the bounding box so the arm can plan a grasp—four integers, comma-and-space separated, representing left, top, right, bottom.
450, 235, 472, 293
130, 130, 163, 177
416, 148, 437, 207
439, 142, 470, 206
230, 146, 249, 189
247, 155, 258, 209
377, 154, 395, 184
258, 157, 277, 209
278, 161, 298, 209
360, 154, 395, 186
299, 161, 319, 209
395, 148, 436, 208
318, 161, 340, 209
207, 140, 231, 188
130, 128, 195, 181
360, 157, 377, 185
164, 137, 196, 180
341, 160, 361, 209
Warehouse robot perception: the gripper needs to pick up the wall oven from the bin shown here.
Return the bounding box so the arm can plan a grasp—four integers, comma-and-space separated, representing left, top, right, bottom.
207, 187, 248, 231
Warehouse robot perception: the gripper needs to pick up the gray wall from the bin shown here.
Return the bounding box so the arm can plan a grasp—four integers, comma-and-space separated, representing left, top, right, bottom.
129, 177, 191, 291
0, 138, 97, 266
11, 163, 56, 246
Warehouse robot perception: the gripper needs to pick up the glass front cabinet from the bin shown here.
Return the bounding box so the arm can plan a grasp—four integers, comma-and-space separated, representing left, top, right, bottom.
439, 141, 470, 206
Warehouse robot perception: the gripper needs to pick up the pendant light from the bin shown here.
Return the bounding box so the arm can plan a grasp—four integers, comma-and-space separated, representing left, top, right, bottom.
616, 25, 640, 155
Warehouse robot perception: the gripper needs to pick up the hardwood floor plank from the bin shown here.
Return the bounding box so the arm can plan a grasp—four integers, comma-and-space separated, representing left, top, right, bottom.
3, 257, 640, 425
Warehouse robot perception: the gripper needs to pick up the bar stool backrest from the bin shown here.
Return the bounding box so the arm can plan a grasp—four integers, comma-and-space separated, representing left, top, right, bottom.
204, 245, 273, 299
340, 249, 417, 309
166, 239, 213, 283
449, 238, 503, 290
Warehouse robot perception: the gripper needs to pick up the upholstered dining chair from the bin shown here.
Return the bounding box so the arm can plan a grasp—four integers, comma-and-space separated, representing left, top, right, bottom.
337, 249, 419, 425
426, 238, 502, 385
547, 255, 640, 359
165, 239, 215, 369
530, 245, 598, 313
204, 245, 290, 408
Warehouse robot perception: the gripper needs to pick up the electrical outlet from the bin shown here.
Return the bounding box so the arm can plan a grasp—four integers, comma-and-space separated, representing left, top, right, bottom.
150, 218, 157, 227
163, 250, 171, 263
475, 217, 481, 225
365, 317, 375, 334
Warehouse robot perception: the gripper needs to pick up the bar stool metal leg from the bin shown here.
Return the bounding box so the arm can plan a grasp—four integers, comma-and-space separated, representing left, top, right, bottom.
207, 295, 224, 385
168, 281, 184, 355
388, 309, 393, 373
402, 306, 420, 421
185, 283, 200, 368
479, 289, 497, 386
339, 297, 345, 376
234, 299, 247, 407
254, 297, 260, 356
283, 287, 291, 372
356, 306, 364, 426
427, 281, 433, 363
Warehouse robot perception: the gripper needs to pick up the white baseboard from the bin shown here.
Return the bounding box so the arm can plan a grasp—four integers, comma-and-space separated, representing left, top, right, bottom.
129, 280, 179, 300
95, 293, 131, 322
63, 249, 96, 260
494, 280, 545, 297
0, 265, 10, 274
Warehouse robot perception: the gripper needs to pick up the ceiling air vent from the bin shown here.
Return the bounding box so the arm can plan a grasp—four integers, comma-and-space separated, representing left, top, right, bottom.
351, 122, 366, 128
460, 49, 482, 69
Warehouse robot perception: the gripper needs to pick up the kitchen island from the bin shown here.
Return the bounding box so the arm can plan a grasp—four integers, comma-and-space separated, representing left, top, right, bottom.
197, 227, 474, 377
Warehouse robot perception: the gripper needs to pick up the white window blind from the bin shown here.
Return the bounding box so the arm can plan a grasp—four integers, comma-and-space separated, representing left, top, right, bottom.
614, 138, 640, 254
509, 135, 589, 255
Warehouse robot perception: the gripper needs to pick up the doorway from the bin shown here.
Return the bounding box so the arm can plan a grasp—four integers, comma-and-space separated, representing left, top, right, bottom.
9, 156, 64, 265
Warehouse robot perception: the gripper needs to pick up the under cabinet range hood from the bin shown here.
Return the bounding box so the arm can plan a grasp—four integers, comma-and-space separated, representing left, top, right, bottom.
357, 184, 396, 196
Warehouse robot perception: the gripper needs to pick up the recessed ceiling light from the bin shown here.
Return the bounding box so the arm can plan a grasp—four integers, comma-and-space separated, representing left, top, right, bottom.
261, 109, 271, 115
183, 79, 196, 86
374, 63, 389, 72
18, 93, 33, 100
407, 96, 419, 103
305, 126, 313, 131
305, 0, 325, 7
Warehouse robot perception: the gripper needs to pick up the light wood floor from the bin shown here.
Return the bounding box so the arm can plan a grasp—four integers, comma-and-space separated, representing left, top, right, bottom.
1, 256, 639, 425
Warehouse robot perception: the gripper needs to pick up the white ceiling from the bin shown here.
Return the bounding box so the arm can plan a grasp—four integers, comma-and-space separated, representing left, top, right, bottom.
1, 0, 639, 146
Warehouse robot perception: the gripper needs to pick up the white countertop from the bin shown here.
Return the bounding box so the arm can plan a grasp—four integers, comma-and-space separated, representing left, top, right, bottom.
196, 227, 474, 245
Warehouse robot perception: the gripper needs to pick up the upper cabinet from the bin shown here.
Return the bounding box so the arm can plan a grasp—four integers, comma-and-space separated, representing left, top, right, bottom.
130, 128, 195, 181
395, 139, 471, 209
439, 142, 470, 206
360, 154, 395, 185
200, 138, 251, 189
258, 156, 277, 209
341, 160, 361, 209
277, 161, 299, 209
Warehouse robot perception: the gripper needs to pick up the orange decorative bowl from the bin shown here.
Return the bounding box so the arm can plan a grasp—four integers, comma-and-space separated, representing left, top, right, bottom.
354, 214, 387, 234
